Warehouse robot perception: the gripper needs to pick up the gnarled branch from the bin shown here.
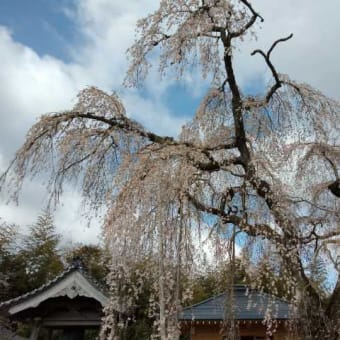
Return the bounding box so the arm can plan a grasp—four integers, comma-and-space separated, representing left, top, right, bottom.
244, 34, 294, 109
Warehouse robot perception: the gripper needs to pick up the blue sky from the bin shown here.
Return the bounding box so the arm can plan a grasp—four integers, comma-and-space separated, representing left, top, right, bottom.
0, 0, 78, 61
0, 0, 340, 245
0, 0, 201, 125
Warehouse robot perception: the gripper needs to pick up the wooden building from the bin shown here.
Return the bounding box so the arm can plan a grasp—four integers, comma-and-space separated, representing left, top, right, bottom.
0, 261, 108, 340
1, 265, 295, 340
180, 285, 294, 340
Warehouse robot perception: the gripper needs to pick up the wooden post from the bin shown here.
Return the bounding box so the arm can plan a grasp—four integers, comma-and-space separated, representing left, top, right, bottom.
29, 318, 41, 340
46, 328, 53, 340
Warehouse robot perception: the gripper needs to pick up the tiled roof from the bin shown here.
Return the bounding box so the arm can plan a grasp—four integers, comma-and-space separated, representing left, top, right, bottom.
0, 266, 74, 310
180, 285, 290, 321
0, 262, 108, 311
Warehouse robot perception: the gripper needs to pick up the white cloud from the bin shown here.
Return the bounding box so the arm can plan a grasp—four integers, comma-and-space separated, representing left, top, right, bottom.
0, 178, 51, 231
0, 183, 102, 245
236, 0, 340, 100
53, 188, 102, 245
123, 90, 187, 136
0, 0, 179, 243
0, 27, 79, 158
66, 0, 155, 88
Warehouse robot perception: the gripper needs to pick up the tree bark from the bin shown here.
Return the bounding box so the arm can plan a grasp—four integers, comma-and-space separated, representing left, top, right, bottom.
158, 223, 167, 340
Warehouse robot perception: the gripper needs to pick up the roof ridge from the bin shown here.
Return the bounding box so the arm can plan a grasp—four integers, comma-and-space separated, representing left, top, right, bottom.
77, 266, 108, 295
182, 285, 249, 311
182, 293, 225, 311
0, 264, 87, 309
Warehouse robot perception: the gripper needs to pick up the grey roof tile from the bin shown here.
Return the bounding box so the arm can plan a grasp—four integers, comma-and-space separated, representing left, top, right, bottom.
0, 263, 107, 310
180, 285, 290, 321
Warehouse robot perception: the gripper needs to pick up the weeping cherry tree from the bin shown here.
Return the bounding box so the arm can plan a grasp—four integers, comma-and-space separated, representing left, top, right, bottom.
1, 1, 339, 339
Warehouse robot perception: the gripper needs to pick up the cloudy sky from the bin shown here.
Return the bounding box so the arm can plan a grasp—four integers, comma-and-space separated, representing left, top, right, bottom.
0, 0, 339, 244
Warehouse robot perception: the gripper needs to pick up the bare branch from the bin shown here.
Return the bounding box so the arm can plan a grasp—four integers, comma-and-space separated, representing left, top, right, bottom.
245, 34, 294, 108
230, 0, 264, 38
186, 192, 281, 242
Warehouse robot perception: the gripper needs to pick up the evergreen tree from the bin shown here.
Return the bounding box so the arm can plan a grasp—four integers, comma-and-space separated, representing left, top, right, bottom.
65, 243, 108, 284
0, 221, 17, 301
0, 221, 28, 300
191, 259, 247, 304
22, 211, 64, 291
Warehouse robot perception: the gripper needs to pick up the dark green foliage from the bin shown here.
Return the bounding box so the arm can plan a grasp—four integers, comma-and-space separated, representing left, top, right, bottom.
122, 320, 153, 340
122, 276, 153, 340
1, 213, 109, 302
65, 244, 108, 285
244, 258, 300, 301
22, 211, 64, 291
85, 329, 100, 340
308, 257, 329, 298
0, 222, 17, 300
0, 222, 30, 300
0, 212, 64, 301
190, 259, 247, 305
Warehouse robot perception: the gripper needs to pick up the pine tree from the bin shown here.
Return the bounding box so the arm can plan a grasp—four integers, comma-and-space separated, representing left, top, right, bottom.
0, 221, 17, 301
22, 211, 64, 291
65, 243, 108, 284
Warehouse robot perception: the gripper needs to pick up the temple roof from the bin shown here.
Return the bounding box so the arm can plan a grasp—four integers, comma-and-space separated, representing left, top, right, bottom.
0, 262, 109, 316
180, 285, 291, 321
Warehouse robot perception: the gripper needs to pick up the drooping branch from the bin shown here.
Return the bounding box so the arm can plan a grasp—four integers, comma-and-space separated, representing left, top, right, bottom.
64, 111, 175, 145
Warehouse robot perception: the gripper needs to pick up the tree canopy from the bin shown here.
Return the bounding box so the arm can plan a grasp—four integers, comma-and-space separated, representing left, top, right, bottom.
0, 221, 18, 301
22, 211, 64, 291
0, 212, 64, 300
1, 1, 339, 339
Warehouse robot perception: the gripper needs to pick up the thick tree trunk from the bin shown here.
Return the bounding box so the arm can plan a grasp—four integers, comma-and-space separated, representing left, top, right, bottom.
158, 223, 167, 340
296, 278, 339, 340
